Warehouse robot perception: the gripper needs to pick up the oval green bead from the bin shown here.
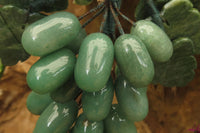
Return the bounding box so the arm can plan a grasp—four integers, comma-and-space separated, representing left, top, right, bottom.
26, 91, 53, 115
22, 12, 81, 56
50, 79, 81, 103
27, 49, 76, 94
82, 78, 114, 121
66, 28, 87, 54
75, 33, 114, 92
104, 104, 137, 133
131, 20, 173, 62
33, 101, 78, 133
114, 34, 154, 88
115, 76, 148, 122
73, 113, 104, 133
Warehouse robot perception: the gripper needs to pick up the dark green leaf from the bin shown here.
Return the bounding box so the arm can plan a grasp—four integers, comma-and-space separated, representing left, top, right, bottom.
0, 0, 30, 9
135, 0, 164, 29
0, 58, 4, 78
30, 0, 68, 12
135, 0, 149, 20
0, 0, 68, 12
162, 0, 200, 54
153, 37, 197, 87
0, 5, 44, 66
153, 0, 200, 11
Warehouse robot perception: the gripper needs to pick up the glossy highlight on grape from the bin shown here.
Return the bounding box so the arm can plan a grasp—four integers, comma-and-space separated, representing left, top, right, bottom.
22, 12, 81, 56
114, 34, 154, 88
75, 33, 114, 92
27, 49, 76, 94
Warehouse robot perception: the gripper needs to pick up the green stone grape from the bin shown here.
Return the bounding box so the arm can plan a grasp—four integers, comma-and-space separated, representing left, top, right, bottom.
27, 49, 76, 94
33, 101, 78, 133
75, 33, 114, 92
115, 76, 149, 122
131, 20, 173, 62
104, 104, 137, 133
114, 34, 154, 88
82, 78, 114, 121
72, 113, 104, 133
50, 78, 81, 103
26, 91, 53, 115
22, 12, 81, 56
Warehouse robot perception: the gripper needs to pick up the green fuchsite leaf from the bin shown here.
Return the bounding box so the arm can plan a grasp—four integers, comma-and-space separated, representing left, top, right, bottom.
65, 28, 87, 54
161, 0, 200, 54
0, 58, 4, 77
131, 20, 173, 62
0, 5, 44, 66
75, 33, 114, 92
26, 91, 53, 115
104, 104, 137, 133
33, 101, 78, 133
0, 0, 30, 9
50, 78, 81, 103
114, 34, 154, 88
0, 0, 68, 12
73, 113, 104, 133
82, 78, 114, 121
22, 12, 81, 56
153, 37, 197, 87
73, 0, 93, 5
115, 76, 149, 122
30, 0, 68, 12
27, 49, 76, 94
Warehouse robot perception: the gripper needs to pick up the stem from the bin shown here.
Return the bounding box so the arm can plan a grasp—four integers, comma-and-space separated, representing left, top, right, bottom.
109, 2, 124, 35
100, 7, 108, 32
146, 0, 165, 30
78, 2, 105, 20
82, 6, 105, 28
113, 2, 136, 27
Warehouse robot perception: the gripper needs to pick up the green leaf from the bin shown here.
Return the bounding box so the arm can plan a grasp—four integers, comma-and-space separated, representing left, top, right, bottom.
0, 5, 44, 66
152, 37, 197, 87
162, 0, 200, 54
30, 0, 68, 12
0, 58, 4, 78
135, 0, 149, 20
0, 0, 69, 12
0, 0, 30, 9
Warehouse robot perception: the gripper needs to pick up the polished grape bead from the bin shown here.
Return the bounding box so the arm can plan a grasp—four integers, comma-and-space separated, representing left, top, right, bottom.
82, 78, 114, 121
73, 113, 104, 133
50, 79, 81, 103
27, 49, 76, 94
22, 12, 81, 56
75, 33, 114, 92
26, 91, 53, 115
66, 28, 87, 54
131, 20, 173, 62
115, 76, 148, 122
104, 104, 137, 133
33, 101, 78, 133
114, 34, 154, 88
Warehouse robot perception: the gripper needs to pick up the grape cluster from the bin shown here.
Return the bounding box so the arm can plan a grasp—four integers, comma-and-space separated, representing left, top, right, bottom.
23, 6, 173, 133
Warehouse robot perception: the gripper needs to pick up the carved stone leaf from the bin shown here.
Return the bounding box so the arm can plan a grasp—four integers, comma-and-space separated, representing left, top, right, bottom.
152, 37, 197, 87
162, 0, 200, 54
0, 5, 44, 66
